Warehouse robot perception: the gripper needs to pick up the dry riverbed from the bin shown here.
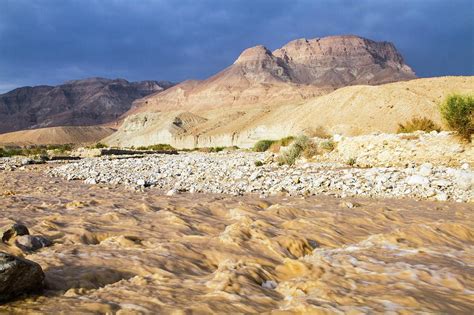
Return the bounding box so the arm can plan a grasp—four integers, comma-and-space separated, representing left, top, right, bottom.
0, 161, 473, 313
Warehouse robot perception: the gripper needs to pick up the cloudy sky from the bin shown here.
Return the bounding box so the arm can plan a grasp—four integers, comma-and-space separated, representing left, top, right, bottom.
0, 0, 473, 92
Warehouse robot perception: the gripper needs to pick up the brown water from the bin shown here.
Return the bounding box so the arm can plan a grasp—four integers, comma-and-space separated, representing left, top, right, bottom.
1, 166, 473, 314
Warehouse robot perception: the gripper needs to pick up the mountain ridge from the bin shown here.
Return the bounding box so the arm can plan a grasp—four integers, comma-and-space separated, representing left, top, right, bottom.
0, 77, 175, 134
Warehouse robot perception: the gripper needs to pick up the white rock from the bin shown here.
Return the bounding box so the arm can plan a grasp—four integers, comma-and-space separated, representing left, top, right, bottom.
166, 189, 178, 196
461, 163, 470, 170
136, 179, 146, 186
418, 163, 433, 176
455, 172, 474, 191
85, 178, 97, 185
436, 193, 448, 201
406, 175, 429, 186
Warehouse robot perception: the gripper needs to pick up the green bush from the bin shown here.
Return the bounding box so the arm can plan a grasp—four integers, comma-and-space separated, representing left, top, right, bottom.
278, 136, 295, 146
254, 160, 263, 167
440, 94, 474, 142
136, 144, 176, 151
253, 140, 276, 152
397, 117, 440, 133
91, 142, 108, 149
320, 140, 336, 152
0, 144, 73, 157
277, 135, 318, 165
346, 157, 356, 167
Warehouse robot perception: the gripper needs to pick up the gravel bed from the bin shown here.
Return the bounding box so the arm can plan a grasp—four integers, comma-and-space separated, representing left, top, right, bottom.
46, 152, 474, 202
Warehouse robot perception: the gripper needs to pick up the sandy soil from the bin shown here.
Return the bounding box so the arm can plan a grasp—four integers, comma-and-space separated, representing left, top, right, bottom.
1, 166, 473, 314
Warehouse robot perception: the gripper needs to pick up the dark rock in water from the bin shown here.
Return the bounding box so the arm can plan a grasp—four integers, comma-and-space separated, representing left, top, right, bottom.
15, 235, 52, 252
0, 252, 45, 302
2, 224, 30, 243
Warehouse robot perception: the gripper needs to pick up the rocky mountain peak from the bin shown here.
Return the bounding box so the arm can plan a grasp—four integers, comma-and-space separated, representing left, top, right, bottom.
234, 45, 275, 64
272, 35, 416, 86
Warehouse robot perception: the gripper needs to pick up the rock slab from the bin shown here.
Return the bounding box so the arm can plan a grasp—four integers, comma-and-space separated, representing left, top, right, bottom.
0, 252, 45, 302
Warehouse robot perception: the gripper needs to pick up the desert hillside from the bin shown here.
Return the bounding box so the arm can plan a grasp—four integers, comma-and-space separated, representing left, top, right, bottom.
0, 77, 174, 134
127, 35, 415, 115
0, 126, 115, 146
105, 76, 474, 148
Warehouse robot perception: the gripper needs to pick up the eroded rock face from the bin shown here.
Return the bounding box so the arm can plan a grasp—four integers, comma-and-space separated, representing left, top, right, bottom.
0, 77, 174, 134
0, 252, 45, 302
273, 35, 416, 86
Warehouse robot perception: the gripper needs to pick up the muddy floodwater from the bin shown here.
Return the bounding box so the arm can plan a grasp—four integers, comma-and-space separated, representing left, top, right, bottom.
1, 166, 473, 314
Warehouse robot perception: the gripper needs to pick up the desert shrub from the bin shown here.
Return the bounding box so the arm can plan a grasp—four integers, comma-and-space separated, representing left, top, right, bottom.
91, 142, 107, 149
253, 140, 276, 152
320, 140, 336, 152
397, 117, 441, 133
346, 157, 356, 167
440, 94, 474, 142
278, 136, 295, 146
45, 144, 73, 153
305, 126, 331, 139
254, 160, 263, 167
137, 144, 176, 151
0, 144, 74, 157
0, 148, 14, 157
277, 135, 318, 165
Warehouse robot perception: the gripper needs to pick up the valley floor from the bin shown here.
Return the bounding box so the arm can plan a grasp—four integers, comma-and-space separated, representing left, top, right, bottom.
0, 162, 473, 313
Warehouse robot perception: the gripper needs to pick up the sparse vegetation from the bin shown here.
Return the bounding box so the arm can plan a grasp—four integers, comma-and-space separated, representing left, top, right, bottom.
346, 157, 356, 167
90, 142, 108, 149
320, 140, 336, 152
440, 94, 474, 142
277, 135, 318, 165
397, 117, 441, 133
253, 140, 276, 152
269, 136, 295, 153
254, 136, 295, 153
305, 126, 331, 139
136, 144, 176, 151
254, 160, 263, 167
0, 144, 73, 157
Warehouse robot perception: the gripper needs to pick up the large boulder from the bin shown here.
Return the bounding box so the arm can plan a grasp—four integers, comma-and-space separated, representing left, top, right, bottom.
0, 252, 45, 302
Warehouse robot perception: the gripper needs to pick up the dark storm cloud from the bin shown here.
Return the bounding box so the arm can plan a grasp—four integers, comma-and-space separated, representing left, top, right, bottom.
0, 0, 473, 92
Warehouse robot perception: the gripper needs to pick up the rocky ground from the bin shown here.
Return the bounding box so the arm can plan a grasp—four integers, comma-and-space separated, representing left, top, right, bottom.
42, 150, 474, 203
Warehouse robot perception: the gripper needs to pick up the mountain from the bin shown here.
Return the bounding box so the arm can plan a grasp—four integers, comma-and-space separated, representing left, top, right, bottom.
128, 35, 415, 115
0, 77, 174, 134
105, 35, 424, 148
0, 126, 115, 146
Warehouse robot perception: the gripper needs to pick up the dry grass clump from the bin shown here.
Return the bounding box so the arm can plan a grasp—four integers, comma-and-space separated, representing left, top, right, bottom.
397, 117, 441, 133
277, 135, 318, 165
269, 136, 295, 153
305, 126, 331, 139
440, 94, 473, 142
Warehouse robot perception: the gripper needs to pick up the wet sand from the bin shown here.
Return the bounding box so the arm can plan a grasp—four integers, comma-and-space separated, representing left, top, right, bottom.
1, 165, 473, 314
